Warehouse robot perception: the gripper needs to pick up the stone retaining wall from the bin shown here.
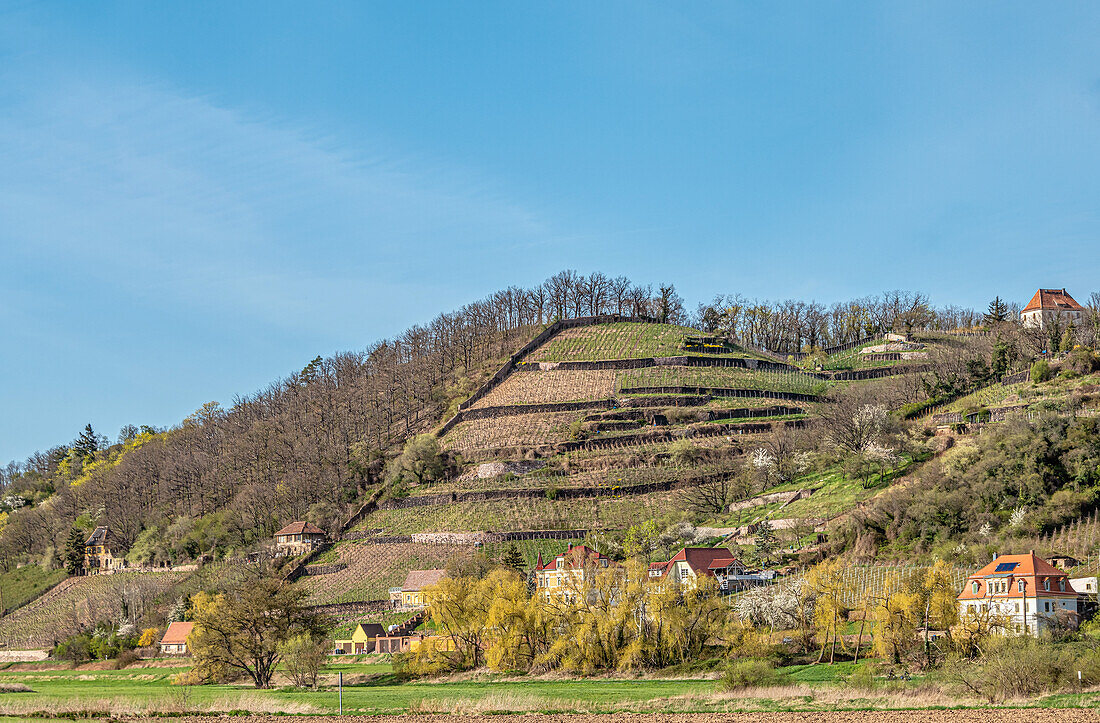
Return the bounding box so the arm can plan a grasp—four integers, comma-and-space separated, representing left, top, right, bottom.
619, 385, 820, 403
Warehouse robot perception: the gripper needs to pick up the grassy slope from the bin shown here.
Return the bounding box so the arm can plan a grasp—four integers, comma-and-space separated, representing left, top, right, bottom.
0, 566, 67, 613
528, 322, 772, 362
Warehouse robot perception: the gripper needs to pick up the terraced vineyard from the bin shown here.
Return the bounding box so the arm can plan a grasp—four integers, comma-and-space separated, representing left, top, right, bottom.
481, 538, 587, 567
470, 369, 618, 407
441, 411, 585, 452
619, 366, 827, 395
0, 572, 183, 648
528, 322, 762, 361
362, 489, 680, 534
298, 542, 472, 606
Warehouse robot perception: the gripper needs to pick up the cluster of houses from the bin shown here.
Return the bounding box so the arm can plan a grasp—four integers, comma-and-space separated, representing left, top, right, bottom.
88, 492, 1100, 660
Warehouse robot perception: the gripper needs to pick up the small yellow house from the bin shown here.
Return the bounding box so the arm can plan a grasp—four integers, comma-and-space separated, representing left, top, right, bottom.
333, 623, 385, 655
398, 569, 447, 608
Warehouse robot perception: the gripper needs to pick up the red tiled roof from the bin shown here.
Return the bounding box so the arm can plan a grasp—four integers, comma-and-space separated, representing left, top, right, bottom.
161, 621, 194, 645
402, 569, 447, 591
958, 553, 1077, 601
275, 521, 325, 536
1022, 289, 1084, 313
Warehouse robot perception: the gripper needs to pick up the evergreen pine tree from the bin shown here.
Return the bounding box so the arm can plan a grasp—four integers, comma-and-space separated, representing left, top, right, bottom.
72, 424, 99, 460
1061, 323, 1076, 353
63, 527, 85, 574
753, 519, 777, 567
984, 296, 1009, 325
500, 543, 526, 573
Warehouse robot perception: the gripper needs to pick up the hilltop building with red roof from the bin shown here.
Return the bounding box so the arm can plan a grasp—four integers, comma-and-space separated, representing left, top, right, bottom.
957, 552, 1080, 635
1021, 288, 1085, 331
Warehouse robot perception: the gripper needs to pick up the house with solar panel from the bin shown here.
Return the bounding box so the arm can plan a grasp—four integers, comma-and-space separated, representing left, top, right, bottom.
957, 552, 1081, 635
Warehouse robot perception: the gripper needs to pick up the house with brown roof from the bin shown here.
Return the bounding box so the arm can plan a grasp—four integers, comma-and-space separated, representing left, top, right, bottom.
83, 526, 125, 572
534, 544, 619, 599
649, 547, 747, 592
160, 621, 194, 655
397, 569, 447, 609
273, 521, 326, 556
957, 552, 1080, 636
1021, 288, 1085, 331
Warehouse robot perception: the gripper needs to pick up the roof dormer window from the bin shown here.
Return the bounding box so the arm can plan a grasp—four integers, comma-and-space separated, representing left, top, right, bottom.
1044, 578, 1051, 591
972, 581, 980, 595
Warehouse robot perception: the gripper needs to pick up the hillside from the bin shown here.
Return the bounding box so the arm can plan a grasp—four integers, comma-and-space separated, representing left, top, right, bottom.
308, 317, 940, 604
3, 275, 1078, 643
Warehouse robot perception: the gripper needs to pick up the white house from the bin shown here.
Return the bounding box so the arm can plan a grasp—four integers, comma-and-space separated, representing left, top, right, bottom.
957, 552, 1079, 636
1020, 288, 1085, 331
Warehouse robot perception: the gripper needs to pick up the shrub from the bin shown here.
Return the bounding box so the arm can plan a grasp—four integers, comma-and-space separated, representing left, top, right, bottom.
847, 664, 876, 691
113, 648, 142, 669
1066, 348, 1100, 375
0, 682, 32, 693
278, 633, 328, 689
944, 637, 1099, 702
720, 658, 790, 691
1031, 359, 1053, 383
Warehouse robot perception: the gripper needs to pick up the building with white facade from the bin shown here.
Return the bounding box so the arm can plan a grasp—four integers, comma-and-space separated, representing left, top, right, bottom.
957, 552, 1079, 635
1020, 288, 1085, 330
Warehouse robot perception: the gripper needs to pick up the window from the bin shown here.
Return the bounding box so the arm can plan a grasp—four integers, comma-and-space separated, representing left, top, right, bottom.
1059, 579, 1066, 592
1044, 579, 1051, 591
1015, 603, 1020, 613
1019, 580, 1025, 592
972, 582, 980, 594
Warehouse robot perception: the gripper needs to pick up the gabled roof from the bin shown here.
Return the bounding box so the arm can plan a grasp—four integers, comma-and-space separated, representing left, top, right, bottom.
535, 544, 615, 571
1022, 289, 1084, 313
275, 521, 325, 536
402, 569, 447, 592
353, 623, 386, 639
161, 621, 194, 645
659, 547, 744, 577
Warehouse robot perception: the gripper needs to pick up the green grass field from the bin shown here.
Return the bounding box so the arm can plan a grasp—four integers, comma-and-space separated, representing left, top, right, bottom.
1, 659, 1099, 715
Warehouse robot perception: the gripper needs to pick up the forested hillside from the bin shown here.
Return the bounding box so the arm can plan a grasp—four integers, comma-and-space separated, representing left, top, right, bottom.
1, 274, 1097, 578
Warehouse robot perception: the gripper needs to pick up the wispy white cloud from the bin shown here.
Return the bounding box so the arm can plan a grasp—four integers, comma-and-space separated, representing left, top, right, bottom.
0, 64, 553, 339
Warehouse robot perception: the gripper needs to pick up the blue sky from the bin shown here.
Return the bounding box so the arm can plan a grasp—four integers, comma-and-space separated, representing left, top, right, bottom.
2, 2, 1100, 462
